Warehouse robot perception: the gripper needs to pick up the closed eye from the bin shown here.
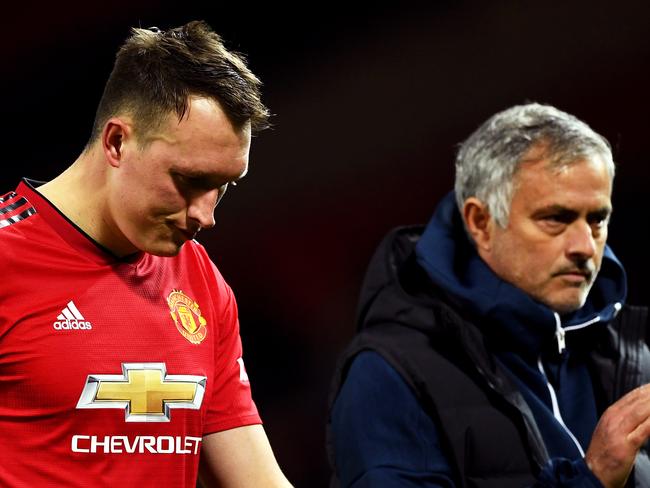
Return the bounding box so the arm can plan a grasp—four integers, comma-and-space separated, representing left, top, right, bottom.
173, 172, 221, 192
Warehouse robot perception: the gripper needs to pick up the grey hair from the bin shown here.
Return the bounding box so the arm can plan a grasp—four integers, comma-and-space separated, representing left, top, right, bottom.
454, 103, 614, 227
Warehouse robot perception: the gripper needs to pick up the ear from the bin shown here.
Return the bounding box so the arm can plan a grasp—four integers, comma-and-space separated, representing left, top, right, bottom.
101, 118, 133, 168
462, 197, 495, 252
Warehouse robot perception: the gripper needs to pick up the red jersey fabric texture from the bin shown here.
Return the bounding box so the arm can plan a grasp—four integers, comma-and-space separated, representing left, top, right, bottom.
0, 180, 261, 487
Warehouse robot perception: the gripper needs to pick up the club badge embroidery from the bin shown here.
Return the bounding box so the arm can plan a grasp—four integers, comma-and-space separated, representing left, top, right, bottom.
167, 290, 208, 345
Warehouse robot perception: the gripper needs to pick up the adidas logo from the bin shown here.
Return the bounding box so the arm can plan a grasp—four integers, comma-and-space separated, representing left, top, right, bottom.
53, 301, 93, 330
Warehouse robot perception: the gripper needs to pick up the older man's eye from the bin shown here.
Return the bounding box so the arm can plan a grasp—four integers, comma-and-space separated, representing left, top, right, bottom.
544, 215, 568, 224
589, 212, 610, 227
536, 214, 571, 235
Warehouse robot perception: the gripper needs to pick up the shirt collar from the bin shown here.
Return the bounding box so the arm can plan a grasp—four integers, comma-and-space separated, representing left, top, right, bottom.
18, 178, 144, 266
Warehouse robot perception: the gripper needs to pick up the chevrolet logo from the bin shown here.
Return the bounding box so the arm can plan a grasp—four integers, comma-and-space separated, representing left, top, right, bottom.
76, 363, 206, 422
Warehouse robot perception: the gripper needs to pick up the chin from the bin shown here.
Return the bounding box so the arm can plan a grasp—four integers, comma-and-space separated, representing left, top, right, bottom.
551, 303, 582, 315
546, 295, 588, 315
533, 281, 593, 315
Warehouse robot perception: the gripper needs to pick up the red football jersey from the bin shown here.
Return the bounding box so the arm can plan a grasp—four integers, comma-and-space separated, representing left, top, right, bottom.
0, 180, 261, 487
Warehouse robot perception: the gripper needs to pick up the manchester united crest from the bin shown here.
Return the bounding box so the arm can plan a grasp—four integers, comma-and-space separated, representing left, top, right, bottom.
167, 290, 208, 345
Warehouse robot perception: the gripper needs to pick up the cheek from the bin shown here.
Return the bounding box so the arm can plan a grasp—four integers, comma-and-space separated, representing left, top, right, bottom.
118, 157, 179, 207
155, 190, 186, 215
141, 180, 186, 215
490, 235, 524, 284
495, 233, 552, 286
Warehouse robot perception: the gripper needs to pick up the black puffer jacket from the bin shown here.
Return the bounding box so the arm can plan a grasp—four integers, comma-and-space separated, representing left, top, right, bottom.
328, 226, 650, 487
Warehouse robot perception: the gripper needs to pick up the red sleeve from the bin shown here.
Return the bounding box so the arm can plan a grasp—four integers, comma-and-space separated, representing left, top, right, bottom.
202, 265, 261, 435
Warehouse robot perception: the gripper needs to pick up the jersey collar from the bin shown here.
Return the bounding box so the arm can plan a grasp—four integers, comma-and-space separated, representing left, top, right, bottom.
18, 178, 144, 266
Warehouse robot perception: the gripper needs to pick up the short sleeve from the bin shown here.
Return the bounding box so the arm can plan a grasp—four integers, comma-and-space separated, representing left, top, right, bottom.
202, 266, 261, 435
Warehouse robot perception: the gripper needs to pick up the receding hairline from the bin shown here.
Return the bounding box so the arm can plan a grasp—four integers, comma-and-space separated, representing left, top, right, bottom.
95, 95, 253, 150
515, 139, 615, 180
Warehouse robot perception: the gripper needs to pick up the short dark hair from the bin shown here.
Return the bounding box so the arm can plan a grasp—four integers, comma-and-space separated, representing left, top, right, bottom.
88, 20, 270, 146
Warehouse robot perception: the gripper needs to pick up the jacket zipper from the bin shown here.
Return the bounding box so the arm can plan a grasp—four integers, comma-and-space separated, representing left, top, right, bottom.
476, 304, 622, 466
553, 303, 622, 354
544, 305, 622, 457
536, 356, 586, 457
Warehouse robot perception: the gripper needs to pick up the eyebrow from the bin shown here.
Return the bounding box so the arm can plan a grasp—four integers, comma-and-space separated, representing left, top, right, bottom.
531, 204, 612, 218
174, 167, 248, 184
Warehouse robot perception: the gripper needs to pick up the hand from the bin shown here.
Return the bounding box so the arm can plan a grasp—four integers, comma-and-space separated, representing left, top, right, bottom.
585, 384, 650, 488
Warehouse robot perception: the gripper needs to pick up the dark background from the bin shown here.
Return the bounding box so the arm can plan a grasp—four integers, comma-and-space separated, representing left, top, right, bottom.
4, 2, 649, 486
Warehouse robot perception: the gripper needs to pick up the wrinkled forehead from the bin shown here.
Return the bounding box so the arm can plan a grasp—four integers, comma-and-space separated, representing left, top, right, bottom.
516, 141, 614, 181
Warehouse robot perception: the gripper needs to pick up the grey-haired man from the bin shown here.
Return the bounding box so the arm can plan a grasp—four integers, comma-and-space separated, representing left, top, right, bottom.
330, 103, 650, 488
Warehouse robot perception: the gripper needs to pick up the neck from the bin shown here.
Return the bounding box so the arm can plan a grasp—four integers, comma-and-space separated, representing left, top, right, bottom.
38, 144, 123, 254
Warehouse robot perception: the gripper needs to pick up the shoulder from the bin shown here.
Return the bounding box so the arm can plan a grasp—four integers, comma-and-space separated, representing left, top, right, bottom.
331, 351, 452, 484
610, 304, 650, 347
608, 304, 650, 388
178, 238, 212, 267
616, 304, 649, 325
0, 190, 39, 236
178, 239, 231, 292
0, 190, 52, 277
333, 351, 426, 435
333, 350, 435, 448
177, 240, 238, 324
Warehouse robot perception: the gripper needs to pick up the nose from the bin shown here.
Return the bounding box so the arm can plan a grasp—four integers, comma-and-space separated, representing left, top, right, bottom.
187, 188, 220, 230
566, 220, 597, 261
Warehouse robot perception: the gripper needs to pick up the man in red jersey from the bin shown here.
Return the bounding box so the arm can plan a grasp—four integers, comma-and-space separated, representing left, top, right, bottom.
0, 21, 292, 487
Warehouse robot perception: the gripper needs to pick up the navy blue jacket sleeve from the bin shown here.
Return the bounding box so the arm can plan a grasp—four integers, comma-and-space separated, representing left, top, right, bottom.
536, 458, 603, 488
331, 351, 455, 487
330, 351, 605, 488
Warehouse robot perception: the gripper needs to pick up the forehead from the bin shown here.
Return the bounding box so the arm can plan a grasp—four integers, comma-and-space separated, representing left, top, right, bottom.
512, 155, 612, 211
153, 97, 251, 178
